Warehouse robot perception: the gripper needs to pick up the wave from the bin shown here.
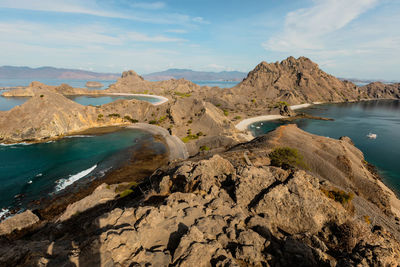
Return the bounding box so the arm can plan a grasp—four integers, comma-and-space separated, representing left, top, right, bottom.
0, 208, 10, 221
65, 135, 94, 138
55, 165, 97, 192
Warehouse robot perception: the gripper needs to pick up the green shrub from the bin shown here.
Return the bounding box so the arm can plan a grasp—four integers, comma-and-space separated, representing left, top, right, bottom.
223, 110, 229, 116
108, 113, 120, 118
216, 104, 221, 107
274, 101, 289, 108
174, 92, 191, 98
149, 120, 157, 124
98, 114, 103, 119
321, 188, 354, 205
40, 94, 44, 98
181, 134, 199, 143
251, 99, 256, 103
200, 145, 210, 151
124, 115, 138, 123
234, 116, 242, 120
119, 189, 133, 198
269, 147, 307, 170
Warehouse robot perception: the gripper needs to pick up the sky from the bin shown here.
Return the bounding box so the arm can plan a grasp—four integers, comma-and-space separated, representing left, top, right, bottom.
0, 0, 399, 80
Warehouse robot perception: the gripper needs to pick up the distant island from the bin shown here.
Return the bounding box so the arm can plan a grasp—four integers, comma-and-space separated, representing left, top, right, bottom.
142, 68, 247, 81
0, 66, 120, 80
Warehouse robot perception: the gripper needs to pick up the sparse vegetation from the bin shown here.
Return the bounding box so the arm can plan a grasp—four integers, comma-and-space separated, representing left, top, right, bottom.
119, 189, 133, 198
321, 188, 354, 205
364, 215, 372, 225
108, 113, 120, 118
174, 91, 191, 98
269, 147, 307, 170
200, 145, 210, 151
124, 115, 138, 123
181, 130, 204, 143
274, 101, 289, 108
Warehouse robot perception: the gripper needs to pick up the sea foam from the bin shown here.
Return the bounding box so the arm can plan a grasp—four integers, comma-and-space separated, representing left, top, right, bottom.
55, 165, 97, 192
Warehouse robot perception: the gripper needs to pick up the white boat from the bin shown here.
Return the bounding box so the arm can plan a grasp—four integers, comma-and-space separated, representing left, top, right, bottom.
367, 133, 377, 139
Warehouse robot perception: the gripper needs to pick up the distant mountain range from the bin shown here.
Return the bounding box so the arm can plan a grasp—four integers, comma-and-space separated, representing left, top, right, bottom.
0, 66, 120, 80
143, 68, 247, 81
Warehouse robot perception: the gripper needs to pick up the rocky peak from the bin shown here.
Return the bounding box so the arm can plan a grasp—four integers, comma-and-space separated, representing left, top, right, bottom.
121, 70, 144, 81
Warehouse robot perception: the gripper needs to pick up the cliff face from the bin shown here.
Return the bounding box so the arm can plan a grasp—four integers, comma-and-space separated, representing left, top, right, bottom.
233, 56, 360, 104
1, 125, 399, 266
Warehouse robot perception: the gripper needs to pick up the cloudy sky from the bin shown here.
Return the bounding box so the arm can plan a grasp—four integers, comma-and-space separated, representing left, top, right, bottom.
0, 0, 399, 79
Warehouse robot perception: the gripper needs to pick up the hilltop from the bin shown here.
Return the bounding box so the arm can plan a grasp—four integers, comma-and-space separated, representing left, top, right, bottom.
0, 66, 119, 80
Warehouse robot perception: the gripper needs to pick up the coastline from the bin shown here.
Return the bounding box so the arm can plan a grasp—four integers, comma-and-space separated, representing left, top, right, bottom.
127, 123, 189, 161
106, 93, 169, 106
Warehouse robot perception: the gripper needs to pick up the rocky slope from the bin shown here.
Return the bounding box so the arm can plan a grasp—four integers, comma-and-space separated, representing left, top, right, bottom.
359, 82, 400, 99
0, 90, 162, 143
1, 125, 399, 266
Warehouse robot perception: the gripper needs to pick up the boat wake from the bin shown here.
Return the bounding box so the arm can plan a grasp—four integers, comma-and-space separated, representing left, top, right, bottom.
367, 133, 377, 139
54, 165, 97, 192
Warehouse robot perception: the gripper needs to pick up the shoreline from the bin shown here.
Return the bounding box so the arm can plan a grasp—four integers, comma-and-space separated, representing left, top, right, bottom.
235, 98, 399, 132
103, 93, 169, 106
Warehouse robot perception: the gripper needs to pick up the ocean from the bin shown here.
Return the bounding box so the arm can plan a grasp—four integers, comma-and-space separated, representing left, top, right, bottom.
250, 100, 400, 194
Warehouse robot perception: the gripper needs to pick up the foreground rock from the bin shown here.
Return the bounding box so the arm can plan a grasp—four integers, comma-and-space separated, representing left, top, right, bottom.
1, 126, 399, 266
0, 210, 39, 236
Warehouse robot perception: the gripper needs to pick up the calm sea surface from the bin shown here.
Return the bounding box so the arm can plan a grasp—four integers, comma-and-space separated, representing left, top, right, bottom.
250, 100, 400, 194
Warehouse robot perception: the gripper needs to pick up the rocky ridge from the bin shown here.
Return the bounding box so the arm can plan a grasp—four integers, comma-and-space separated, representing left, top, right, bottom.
1, 125, 399, 266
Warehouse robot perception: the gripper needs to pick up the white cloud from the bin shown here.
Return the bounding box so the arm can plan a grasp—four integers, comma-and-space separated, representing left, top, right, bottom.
0, 21, 186, 47
192, 17, 210, 24
131, 2, 166, 10
0, 0, 206, 25
263, 0, 379, 52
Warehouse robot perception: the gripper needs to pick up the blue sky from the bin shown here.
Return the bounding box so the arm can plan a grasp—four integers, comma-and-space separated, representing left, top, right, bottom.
0, 0, 399, 80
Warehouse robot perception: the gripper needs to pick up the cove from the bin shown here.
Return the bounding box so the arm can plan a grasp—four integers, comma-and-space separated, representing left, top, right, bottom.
66, 95, 162, 106
250, 100, 400, 193
0, 128, 167, 219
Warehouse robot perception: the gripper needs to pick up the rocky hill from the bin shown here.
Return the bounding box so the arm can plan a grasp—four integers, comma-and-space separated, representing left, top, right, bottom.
360, 82, 400, 99
232, 56, 360, 105
1, 125, 399, 266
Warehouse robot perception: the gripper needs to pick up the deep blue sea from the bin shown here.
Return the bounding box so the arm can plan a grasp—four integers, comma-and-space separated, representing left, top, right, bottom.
250, 100, 400, 194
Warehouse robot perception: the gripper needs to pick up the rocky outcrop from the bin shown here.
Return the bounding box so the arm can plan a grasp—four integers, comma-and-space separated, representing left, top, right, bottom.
0, 210, 39, 236
106, 70, 200, 95
360, 82, 400, 99
1, 127, 400, 266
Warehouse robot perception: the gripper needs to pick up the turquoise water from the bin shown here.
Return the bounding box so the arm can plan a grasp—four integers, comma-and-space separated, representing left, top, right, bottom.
0, 78, 116, 89
0, 96, 29, 111
67, 95, 161, 106
0, 129, 166, 218
250, 100, 400, 193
